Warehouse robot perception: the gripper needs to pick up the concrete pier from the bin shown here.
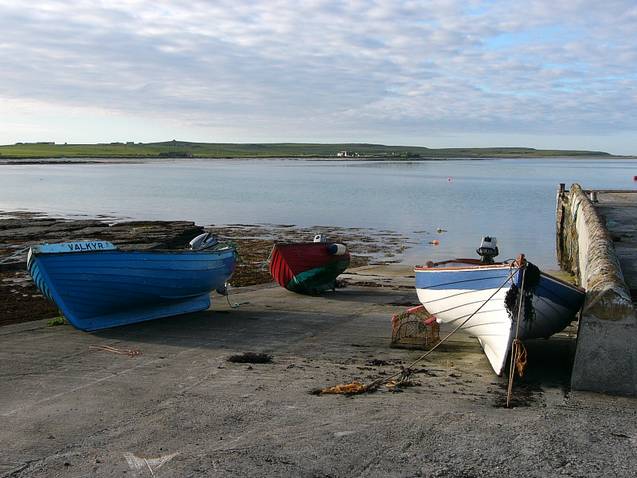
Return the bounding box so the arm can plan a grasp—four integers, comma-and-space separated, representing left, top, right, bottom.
556, 184, 637, 395
3, 269, 637, 476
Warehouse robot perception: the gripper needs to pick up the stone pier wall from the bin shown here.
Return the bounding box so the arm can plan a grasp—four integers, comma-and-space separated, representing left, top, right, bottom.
556, 184, 637, 395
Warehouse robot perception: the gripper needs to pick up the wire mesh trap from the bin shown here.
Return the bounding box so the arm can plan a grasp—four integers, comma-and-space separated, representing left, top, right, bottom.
390, 305, 440, 350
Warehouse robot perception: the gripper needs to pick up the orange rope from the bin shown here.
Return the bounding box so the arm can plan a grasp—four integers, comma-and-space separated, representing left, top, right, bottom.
89, 344, 142, 357
506, 264, 527, 407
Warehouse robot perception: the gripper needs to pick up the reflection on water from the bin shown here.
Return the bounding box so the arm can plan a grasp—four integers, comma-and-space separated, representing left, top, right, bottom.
1, 157, 636, 267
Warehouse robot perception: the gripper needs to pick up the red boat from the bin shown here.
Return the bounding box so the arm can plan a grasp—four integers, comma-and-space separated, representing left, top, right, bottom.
269, 241, 350, 294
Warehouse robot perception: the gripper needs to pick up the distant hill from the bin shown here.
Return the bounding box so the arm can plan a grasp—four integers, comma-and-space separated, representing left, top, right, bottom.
0, 141, 614, 159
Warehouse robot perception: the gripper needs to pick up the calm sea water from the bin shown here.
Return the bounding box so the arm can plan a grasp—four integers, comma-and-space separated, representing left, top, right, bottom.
1, 158, 636, 267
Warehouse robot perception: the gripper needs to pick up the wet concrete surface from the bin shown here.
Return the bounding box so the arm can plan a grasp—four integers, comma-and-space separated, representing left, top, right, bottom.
2, 279, 637, 477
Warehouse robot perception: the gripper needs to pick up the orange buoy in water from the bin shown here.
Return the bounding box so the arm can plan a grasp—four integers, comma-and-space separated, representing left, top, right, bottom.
429, 239, 440, 245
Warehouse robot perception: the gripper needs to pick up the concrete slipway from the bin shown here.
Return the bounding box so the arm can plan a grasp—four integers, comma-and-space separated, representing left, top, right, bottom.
1, 268, 637, 477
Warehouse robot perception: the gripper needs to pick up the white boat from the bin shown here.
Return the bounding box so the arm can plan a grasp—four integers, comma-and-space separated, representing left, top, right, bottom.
414, 238, 586, 375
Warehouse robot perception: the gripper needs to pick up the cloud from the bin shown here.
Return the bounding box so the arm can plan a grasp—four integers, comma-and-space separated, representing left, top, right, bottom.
0, 0, 636, 151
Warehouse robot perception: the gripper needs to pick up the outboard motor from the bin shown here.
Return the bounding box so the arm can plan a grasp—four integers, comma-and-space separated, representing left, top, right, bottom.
313, 234, 327, 243
476, 236, 499, 264
189, 232, 219, 251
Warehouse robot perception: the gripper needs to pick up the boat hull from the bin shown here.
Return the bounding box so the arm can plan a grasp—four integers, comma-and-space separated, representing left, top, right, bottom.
415, 262, 585, 375
521, 272, 586, 339
28, 247, 236, 331
269, 243, 350, 294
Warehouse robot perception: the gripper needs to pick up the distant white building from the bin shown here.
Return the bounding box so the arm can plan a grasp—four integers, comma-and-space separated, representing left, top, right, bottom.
337, 151, 359, 157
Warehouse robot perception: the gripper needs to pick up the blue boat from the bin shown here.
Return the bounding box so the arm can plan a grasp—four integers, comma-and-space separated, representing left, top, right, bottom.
27, 236, 236, 331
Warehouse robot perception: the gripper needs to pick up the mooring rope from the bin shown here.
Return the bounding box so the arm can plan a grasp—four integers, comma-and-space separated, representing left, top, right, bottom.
506, 263, 527, 407
225, 290, 242, 309
223, 281, 249, 309
88, 344, 142, 357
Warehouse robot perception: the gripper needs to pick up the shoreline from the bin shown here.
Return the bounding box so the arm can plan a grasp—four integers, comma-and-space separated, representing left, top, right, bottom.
0, 211, 415, 327
1, 154, 634, 165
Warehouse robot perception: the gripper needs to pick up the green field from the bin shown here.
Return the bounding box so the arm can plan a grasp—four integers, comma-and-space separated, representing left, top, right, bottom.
0, 141, 613, 159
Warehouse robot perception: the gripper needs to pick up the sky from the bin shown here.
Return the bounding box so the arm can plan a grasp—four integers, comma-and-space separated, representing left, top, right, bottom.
1, 0, 636, 154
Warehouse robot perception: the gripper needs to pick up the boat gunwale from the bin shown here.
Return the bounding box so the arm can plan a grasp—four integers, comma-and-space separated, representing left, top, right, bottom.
414, 259, 585, 292
271, 242, 351, 260
29, 247, 236, 258
273, 242, 348, 248
539, 270, 586, 293
414, 260, 514, 273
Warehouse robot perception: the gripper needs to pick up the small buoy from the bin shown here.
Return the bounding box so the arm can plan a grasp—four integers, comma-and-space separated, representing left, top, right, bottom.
424, 316, 437, 326
327, 243, 348, 255
633, 176, 637, 181
447, 177, 453, 182
436, 228, 447, 233
429, 239, 440, 245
